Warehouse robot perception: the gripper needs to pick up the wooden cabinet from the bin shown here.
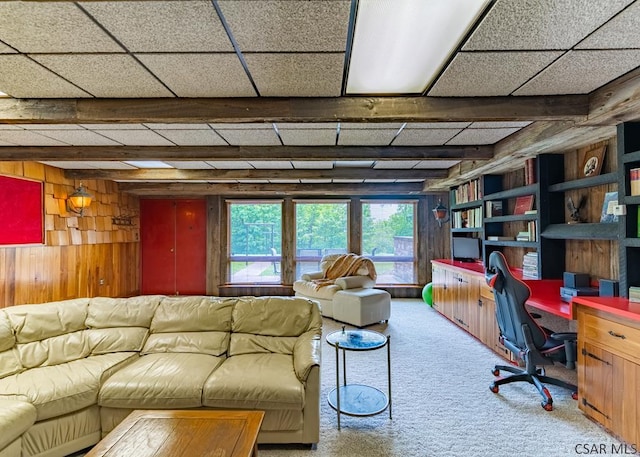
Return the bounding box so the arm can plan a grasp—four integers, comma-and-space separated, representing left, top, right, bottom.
577, 305, 640, 445
140, 199, 207, 295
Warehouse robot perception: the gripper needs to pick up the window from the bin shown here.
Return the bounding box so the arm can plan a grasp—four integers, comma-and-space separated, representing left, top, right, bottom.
295, 201, 349, 277
362, 201, 417, 284
227, 201, 282, 284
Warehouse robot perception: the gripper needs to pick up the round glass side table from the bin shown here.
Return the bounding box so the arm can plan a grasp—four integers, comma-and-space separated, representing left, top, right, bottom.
325, 327, 391, 429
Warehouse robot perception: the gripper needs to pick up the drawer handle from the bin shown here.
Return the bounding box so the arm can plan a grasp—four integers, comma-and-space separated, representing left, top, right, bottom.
608, 330, 626, 340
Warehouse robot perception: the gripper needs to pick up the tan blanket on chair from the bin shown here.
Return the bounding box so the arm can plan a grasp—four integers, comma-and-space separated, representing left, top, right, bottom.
311, 253, 377, 290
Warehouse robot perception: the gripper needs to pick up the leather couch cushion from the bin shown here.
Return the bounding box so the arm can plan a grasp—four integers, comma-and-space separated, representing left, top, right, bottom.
232, 297, 315, 337
292, 280, 341, 300
230, 334, 297, 356
0, 398, 37, 450
87, 296, 162, 328
5, 299, 88, 344
99, 353, 224, 409
87, 327, 149, 355
203, 353, 304, 410
0, 312, 14, 352
0, 350, 22, 379
149, 296, 235, 333
17, 331, 90, 369
0, 352, 136, 421
142, 331, 228, 356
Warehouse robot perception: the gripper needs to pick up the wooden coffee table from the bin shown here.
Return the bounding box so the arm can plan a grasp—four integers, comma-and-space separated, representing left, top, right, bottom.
85, 410, 264, 457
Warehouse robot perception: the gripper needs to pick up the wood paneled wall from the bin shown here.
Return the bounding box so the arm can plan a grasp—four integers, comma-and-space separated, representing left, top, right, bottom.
0, 161, 140, 307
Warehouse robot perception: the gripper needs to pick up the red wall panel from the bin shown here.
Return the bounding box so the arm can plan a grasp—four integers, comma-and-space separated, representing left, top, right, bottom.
175, 199, 207, 295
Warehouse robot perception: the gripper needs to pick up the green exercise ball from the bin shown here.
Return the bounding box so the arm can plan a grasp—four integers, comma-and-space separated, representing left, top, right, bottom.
422, 282, 433, 306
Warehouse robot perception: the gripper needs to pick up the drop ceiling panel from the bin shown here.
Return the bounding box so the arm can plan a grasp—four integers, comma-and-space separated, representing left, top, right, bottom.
405, 122, 471, 129
392, 128, 461, 146
218, 0, 351, 52
275, 123, 338, 130
301, 179, 331, 184
279, 129, 337, 146
209, 123, 273, 130
338, 129, 398, 146
463, 0, 634, 51
31, 54, 173, 97
40, 161, 137, 170
91, 129, 175, 146
334, 179, 365, 183
137, 53, 257, 97
340, 123, 404, 130
413, 160, 461, 169
153, 129, 227, 146
0, 42, 16, 53
29, 129, 122, 146
0, 139, 14, 146
215, 129, 281, 146
577, 2, 640, 49
429, 52, 562, 96
164, 161, 214, 169
446, 128, 520, 145
0, 2, 123, 53
80, 1, 233, 52
334, 161, 375, 168
515, 49, 640, 95
292, 161, 334, 169
0, 55, 90, 98
17, 124, 81, 130
269, 179, 300, 184
248, 161, 293, 169
373, 161, 420, 169
470, 121, 532, 128
0, 130, 69, 146
81, 124, 147, 130
144, 123, 211, 130
245, 53, 344, 96
206, 161, 253, 169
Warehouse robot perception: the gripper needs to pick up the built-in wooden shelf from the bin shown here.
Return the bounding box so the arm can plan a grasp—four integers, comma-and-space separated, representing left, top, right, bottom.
541, 223, 619, 240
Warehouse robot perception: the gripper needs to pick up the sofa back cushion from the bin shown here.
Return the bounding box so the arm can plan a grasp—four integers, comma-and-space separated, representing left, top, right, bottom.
5, 299, 90, 368
0, 311, 22, 378
142, 296, 235, 356
229, 296, 321, 356
86, 296, 163, 354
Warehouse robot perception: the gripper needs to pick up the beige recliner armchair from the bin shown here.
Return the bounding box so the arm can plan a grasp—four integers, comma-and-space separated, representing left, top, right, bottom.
293, 253, 376, 318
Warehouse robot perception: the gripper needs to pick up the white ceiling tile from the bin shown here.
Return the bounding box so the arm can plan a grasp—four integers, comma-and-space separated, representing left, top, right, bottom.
446, 128, 520, 145
395, 179, 424, 183
429, 52, 562, 96
364, 179, 394, 183
463, 0, 634, 50
154, 129, 227, 146
0, 125, 22, 130
81, 162, 137, 170
0, 130, 69, 146
0, 2, 123, 52
0, 139, 14, 145
215, 129, 281, 146
333, 179, 365, 183
40, 161, 136, 169
17, 124, 82, 130
340, 123, 404, 130
137, 53, 257, 97
405, 122, 471, 129
301, 179, 332, 184
413, 160, 461, 169
338, 129, 399, 146
275, 123, 338, 130
92, 130, 175, 146
392, 128, 461, 146
577, 2, 640, 49
81, 124, 147, 130
124, 160, 173, 169
279, 129, 337, 146
31, 54, 173, 97
238, 179, 270, 184
145, 123, 211, 130
515, 49, 640, 95
245, 53, 344, 96
164, 161, 214, 170
218, 0, 351, 52
269, 179, 300, 184
0, 41, 16, 53
206, 161, 253, 169
209, 123, 273, 130
248, 161, 293, 169
29, 130, 122, 146
470, 121, 532, 128
374, 161, 420, 169
80, 1, 233, 52
292, 161, 334, 169
0, 55, 90, 98
334, 161, 375, 168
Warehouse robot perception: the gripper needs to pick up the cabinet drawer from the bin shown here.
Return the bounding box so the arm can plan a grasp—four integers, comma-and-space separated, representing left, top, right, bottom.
480, 283, 494, 300
582, 312, 640, 360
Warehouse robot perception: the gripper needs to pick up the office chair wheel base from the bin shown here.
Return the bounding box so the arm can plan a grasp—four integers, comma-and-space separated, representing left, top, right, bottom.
491, 368, 500, 376
572, 392, 578, 400
542, 401, 553, 411
489, 383, 499, 394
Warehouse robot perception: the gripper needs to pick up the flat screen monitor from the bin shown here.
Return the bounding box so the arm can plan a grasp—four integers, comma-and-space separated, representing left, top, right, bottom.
452, 237, 481, 262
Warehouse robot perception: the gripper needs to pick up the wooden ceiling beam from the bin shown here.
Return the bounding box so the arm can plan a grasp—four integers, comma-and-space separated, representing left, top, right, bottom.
66, 168, 447, 180
116, 182, 425, 196
0, 95, 588, 124
0, 145, 493, 161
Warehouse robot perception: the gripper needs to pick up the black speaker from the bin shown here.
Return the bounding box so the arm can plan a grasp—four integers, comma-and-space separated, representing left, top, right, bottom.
563, 272, 590, 288
599, 279, 620, 297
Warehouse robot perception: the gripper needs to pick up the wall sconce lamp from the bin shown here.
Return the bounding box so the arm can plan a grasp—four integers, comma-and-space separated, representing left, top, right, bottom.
432, 199, 449, 227
67, 184, 93, 216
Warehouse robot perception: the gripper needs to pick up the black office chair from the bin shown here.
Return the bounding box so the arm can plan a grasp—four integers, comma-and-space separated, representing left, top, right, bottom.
485, 251, 578, 411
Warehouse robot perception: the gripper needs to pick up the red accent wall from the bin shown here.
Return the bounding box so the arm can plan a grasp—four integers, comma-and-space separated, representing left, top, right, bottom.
0, 175, 43, 245
140, 199, 206, 295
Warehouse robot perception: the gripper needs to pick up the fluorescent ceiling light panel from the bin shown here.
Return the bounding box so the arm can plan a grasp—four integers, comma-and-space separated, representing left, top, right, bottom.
346, 0, 490, 94
124, 161, 173, 169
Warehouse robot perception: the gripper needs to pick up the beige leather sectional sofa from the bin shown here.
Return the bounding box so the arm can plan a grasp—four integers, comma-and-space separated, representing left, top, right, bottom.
0, 295, 322, 457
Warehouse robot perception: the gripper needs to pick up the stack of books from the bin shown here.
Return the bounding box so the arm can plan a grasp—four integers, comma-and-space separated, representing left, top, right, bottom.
629, 286, 640, 303
516, 231, 531, 241
631, 168, 640, 196
522, 252, 539, 279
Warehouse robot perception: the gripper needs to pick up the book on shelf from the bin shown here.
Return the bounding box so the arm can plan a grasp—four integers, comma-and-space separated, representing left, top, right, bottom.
637, 206, 640, 238
454, 179, 480, 205
524, 158, 536, 185
631, 167, 640, 196
527, 220, 537, 242
513, 195, 535, 215
522, 252, 539, 279
629, 286, 640, 303
600, 191, 619, 223
516, 231, 531, 241
524, 209, 537, 215
486, 235, 513, 241
485, 200, 503, 217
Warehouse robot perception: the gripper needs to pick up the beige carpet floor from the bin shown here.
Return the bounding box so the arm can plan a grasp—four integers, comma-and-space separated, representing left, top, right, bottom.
259, 299, 622, 457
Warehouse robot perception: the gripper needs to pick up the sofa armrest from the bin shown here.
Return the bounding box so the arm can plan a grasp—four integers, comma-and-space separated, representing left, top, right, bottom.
293, 331, 321, 383
301, 271, 323, 281
335, 276, 375, 290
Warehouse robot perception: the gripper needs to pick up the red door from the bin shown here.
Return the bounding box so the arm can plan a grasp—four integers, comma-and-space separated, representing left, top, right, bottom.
140, 199, 206, 295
